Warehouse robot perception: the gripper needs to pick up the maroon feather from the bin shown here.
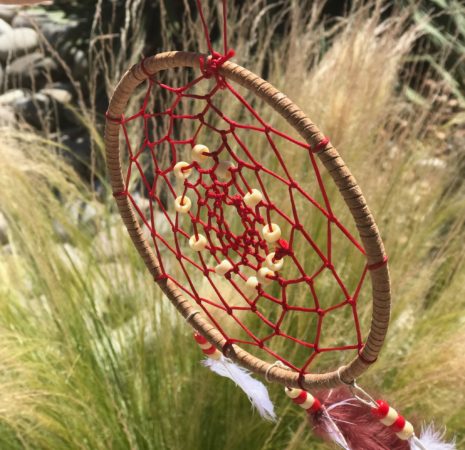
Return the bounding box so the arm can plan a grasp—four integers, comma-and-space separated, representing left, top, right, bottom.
309, 387, 410, 450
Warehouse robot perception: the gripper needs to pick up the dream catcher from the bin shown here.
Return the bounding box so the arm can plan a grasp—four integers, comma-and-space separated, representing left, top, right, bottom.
104, 2, 455, 449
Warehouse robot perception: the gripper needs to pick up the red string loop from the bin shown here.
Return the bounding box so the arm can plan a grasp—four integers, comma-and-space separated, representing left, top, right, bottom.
112, 190, 127, 198
140, 57, 154, 79
105, 112, 124, 124
297, 372, 307, 390
154, 273, 169, 282
194, 0, 234, 88
367, 255, 388, 271
311, 137, 330, 154
199, 49, 235, 88
358, 349, 378, 365
222, 339, 234, 356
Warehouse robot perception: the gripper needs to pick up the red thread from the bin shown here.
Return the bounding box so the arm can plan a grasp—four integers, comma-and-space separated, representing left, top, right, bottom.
311, 137, 330, 153
106, 112, 123, 124
199, 50, 235, 78
154, 273, 168, 282
367, 255, 388, 271
222, 339, 233, 355
195, 0, 234, 88
195, 0, 215, 55
113, 190, 127, 198
203, 346, 217, 356
110, 0, 369, 374
140, 57, 153, 79
298, 372, 307, 390
199, 49, 235, 88
274, 239, 292, 260
358, 350, 378, 365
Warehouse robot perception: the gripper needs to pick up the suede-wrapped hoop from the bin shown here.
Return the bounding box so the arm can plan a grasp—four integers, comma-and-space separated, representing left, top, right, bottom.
104, 51, 391, 389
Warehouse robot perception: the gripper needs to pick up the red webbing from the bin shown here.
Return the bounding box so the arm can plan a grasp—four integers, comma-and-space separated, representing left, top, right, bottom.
112, 1, 369, 373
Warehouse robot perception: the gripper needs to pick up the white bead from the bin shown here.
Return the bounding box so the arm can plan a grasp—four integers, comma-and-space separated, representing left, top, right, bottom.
216, 161, 235, 180
174, 195, 192, 213
396, 420, 415, 440
245, 276, 259, 290
192, 144, 210, 163
265, 252, 284, 271
262, 223, 281, 243
243, 189, 263, 208
300, 394, 316, 410
379, 407, 399, 426
215, 259, 233, 276
198, 341, 211, 350
189, 234, 207, 251
174, 161, 192, 179
284, 387, 301, 399
257, 267, 275, 285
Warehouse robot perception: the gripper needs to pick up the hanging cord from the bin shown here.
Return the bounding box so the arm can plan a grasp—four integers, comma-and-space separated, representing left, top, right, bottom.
195, 0, 235, 87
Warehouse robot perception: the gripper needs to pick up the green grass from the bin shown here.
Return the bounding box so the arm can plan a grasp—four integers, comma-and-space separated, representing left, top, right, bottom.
0, 0, 465, 448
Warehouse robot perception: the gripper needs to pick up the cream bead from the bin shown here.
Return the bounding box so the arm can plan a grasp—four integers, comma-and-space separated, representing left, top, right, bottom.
198, 341, 212, 350
284, 387, 300, 399
396, 420, 415, 440
173, 161, 192, 179
192, 144, 210, 163
300, 394, 316, 410
216, 161, 235, 180
243, 189, 263, 208
262, 223, 281, 243
215, 259, 233, 276
189, 234, 207, 251
257, 267, 274, 285
265, 252, 284, 271
379, 407, 399, 426
245, 276, 259, 290
174, 195, 192, 213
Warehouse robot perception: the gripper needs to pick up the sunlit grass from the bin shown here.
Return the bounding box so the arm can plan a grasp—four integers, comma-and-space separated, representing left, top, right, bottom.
0, 0, 464, 448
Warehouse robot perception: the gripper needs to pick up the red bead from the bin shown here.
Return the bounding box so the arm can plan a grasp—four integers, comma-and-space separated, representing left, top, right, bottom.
390, 415, 406, 433
202, 345, 217, 355
277, 239, 289, 250
292, 390, 307, 405
309, 398, 321, 413
372, 400, 390, 418
194, 333, 208, 345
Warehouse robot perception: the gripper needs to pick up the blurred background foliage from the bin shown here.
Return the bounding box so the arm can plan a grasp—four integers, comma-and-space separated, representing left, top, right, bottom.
0, 0, 464, 449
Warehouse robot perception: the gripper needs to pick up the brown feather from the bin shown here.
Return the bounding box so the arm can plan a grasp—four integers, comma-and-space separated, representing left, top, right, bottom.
309, 388, 411, 450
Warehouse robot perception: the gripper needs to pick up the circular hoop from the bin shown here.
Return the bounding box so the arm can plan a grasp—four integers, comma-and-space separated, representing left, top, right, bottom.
104, 51, 391, 389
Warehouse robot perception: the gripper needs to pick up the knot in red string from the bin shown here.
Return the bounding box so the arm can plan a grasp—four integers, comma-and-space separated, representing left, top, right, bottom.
230, 194, 243, 206
199, 49, 235, 88
274, 239, 292, 260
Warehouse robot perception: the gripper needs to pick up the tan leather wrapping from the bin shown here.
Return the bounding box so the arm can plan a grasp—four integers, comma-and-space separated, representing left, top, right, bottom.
105, 51, 391, 389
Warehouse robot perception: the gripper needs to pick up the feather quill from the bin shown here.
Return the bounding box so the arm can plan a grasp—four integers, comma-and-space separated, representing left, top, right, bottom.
321, 408, 352, 450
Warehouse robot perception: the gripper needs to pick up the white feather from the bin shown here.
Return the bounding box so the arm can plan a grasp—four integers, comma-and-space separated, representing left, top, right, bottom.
322, 409, 352, 450
202, 356, 276, 421
411, 425, 456, 450
326, 398, 359, 414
